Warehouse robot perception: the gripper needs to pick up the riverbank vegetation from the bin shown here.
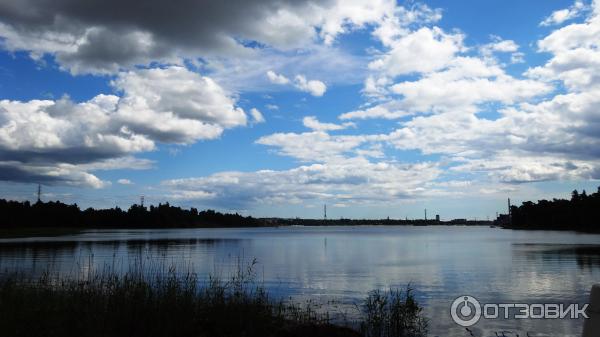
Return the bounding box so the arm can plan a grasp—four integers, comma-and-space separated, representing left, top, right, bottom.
0, 199, 260, 229
509, 187, 600, 232
0, 261, 427, 337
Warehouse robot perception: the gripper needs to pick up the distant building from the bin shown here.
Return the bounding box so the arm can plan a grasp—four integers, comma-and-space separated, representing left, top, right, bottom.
494, 213, 511, 227
435, 214, 440, 222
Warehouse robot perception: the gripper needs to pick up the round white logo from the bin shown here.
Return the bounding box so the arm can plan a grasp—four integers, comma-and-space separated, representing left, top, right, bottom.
451, 295, 482, 327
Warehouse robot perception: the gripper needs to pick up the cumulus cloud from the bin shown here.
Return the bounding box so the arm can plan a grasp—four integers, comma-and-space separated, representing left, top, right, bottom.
339, 103, 408, 120
378, 2, 600, 183
335, 2, 600, 190
113, 67, 247, 143
346, 56, 551, 120
159, 1, 600, 209
2, 0, 599, 209
540, 0, 588, 26
117, 178, 133, 185
302, 116, 353, 131
266, 71, 327, 96
162, 158, 442, 208
479, 36, 523, 63
482, 38, 519, 54
0, 0, 397, 74
293, 75, 327, 96
389, 57, 552, 113
250, 108, 265, 124
266, 70, 290, 85
368, 27, 465, 77
257, 131, 372, 163
527, 4, 600, 91
371, 3, 442, 46
0, 66, 248, 187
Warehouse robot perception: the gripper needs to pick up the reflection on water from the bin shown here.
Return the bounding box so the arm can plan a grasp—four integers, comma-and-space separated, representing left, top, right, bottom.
513, 243, 600, 270
1, 226, 599, 337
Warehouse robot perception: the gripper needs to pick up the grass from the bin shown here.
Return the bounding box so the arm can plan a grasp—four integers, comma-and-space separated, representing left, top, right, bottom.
0, 259, 427, 337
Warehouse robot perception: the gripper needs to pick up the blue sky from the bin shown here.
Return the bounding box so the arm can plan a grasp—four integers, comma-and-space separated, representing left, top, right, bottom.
0, 0, 599, 219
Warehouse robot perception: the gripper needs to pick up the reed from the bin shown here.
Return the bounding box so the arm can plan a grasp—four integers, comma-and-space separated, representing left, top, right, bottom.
0, 259, 426, 337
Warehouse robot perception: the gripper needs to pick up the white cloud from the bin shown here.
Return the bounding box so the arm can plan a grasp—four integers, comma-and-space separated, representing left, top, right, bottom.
452, 153, 599, 183
250, 108, 266, 124
316, 0, 397, 45
0, 96, 155, 159
334, 4, 600, 191
294, 75, 327, 96
510, 52, 525, 64
112, 66, 247, 143
266, 71, 327, 96
162, 157, 442, 208
0, 66, 248, 187
383, 86, 600, 183
117, 178, 133, 185
266, 70, 290, 85
362, 75, 392, 99
339, 103, 408, 120
256, 129, 387, 163
371, 3, 442, 46
527, 4, 600, 91
484, 39, 519, 53
480, 36, 521, 63
368, 27, 465, 77
302, 116, 354, 131
540, 0, 588, 26
389, 57, 552, 113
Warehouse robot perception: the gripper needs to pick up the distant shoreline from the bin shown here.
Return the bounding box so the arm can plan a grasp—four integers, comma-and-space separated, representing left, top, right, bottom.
3, 190, 599, 236
0, 198, 492, 235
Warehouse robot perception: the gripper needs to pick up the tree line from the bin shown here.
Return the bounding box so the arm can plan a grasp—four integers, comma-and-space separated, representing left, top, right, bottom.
0, 199, 260, 228
509, 186, 600, 232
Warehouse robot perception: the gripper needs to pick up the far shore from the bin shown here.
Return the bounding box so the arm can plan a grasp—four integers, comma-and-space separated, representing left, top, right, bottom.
0, 222, 498, 239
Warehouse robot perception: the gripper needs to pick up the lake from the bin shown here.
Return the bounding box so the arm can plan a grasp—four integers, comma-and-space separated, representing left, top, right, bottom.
0, 226, 598, 336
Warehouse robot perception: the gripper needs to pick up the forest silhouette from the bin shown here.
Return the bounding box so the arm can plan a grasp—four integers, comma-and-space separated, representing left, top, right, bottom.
0, 199, 259, 228
509, 186, 600, 232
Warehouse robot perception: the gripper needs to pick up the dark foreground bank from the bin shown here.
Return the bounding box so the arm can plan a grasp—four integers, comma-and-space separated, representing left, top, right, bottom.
0, 262, 427, 337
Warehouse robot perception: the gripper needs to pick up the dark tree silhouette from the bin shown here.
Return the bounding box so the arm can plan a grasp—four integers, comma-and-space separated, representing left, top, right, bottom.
0, 199, 260, 229
509, 186, 600, 232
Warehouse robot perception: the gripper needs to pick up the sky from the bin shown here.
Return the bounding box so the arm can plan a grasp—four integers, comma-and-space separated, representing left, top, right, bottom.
0, 0, 599, 220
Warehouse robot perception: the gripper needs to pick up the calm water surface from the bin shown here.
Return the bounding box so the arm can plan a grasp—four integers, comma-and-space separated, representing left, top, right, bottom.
1, 226, 599, 337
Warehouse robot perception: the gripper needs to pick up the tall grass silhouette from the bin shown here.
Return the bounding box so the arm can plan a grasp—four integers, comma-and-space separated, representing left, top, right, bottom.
0, 258, 427, 337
